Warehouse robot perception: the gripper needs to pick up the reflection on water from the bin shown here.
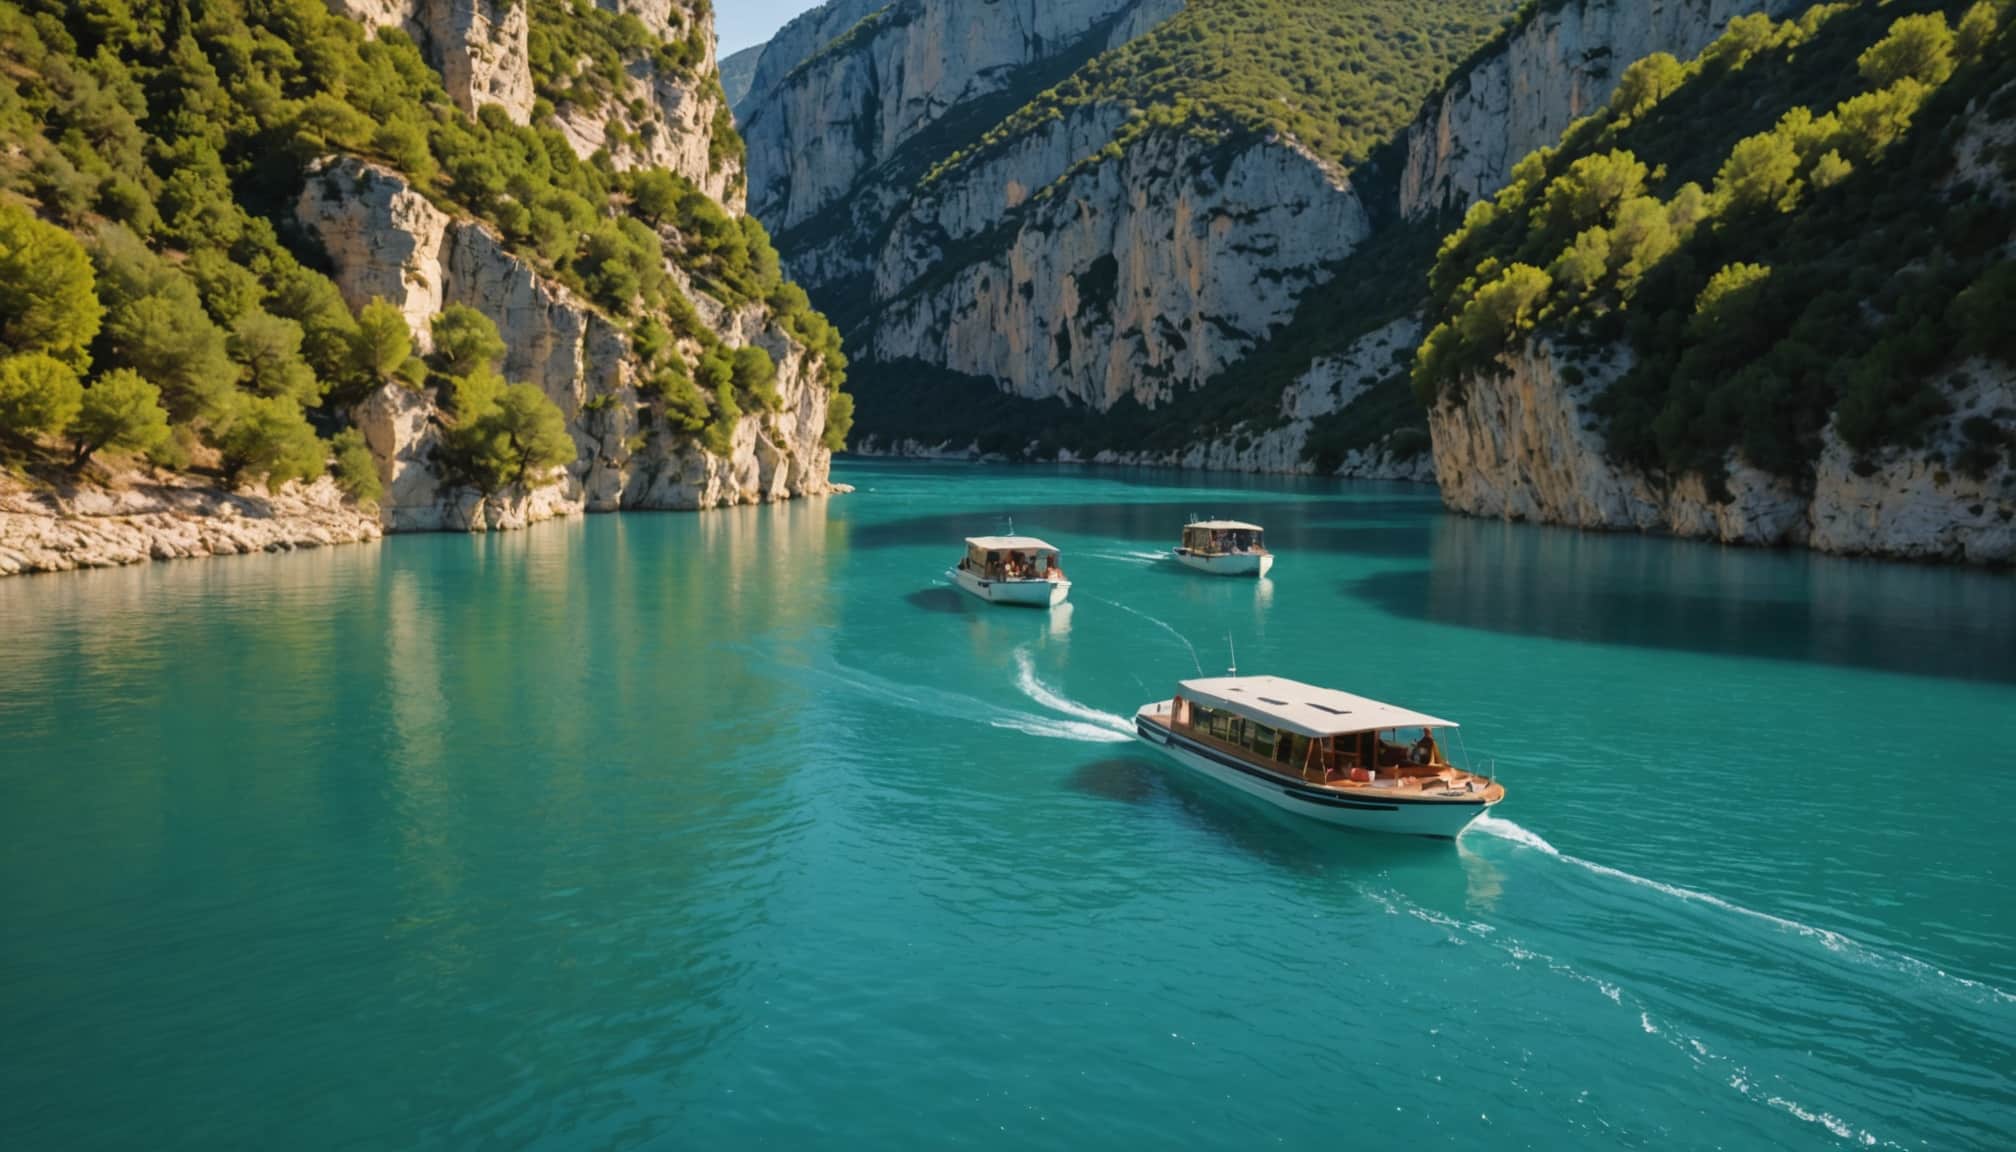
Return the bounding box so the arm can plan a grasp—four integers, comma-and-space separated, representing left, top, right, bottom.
904, 586, 969, 614
1354, 515, 2016, 683
849, 498, 1435, 558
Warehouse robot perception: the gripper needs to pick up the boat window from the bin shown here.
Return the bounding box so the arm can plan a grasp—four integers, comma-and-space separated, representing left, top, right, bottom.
1250, 723, 1277, 759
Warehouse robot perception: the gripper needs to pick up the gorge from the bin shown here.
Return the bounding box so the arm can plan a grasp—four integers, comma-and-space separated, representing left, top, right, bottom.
733, 0, 2014, 564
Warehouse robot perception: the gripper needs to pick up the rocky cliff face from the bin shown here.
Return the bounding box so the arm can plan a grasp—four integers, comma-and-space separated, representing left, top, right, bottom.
743, 0, 1408, 441
545, 1, 745, 206
329, 0, 537, 124
742, 0, 1149, 234
301, 158, 834, 532
1430, 340, 2016, 563
874, 130, 1369, 411
1399, 0, 1797, 219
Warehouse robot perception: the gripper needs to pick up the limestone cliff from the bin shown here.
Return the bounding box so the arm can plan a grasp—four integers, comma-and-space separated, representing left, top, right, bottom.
329, 0, 537, 124
543, 0, 745, 206
300, 158, 835, 532
874, 129, 1369, 411
1399, 0, 1797, 220
1430, 340, 2016, 564
742, 0, 1149, 235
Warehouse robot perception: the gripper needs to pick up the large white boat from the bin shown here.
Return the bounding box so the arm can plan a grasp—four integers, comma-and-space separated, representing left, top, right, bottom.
949, 536, 1071, 608
1134, 675, 1502, 838
1174, 520, 1273, 577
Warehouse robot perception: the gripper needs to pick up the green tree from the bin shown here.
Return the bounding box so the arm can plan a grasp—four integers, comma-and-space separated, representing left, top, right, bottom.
0, 201, 103, 371
229, 310, 321, 405
1691, 263, 1773, 337
629, 169, 680, 224
731, 344, 780, 410
1951, 262, 2016, 363
330, 427, 383, 504
1714, 130, 1803, 214
430, 305, 507, 379
215, 395, 325, 486
823, 390, 854, 452
89, 225, 234, 421
488, 383, 575, 487
1534, 151, 1648, 241
1808, 149, 1854, 191
1609, 53, 1688, 120
1857, 13, 1955, 88
0, 353, 84, 440
70, 367, 169, 464
350, 298, 425, 390
1956, 3, 2001, 61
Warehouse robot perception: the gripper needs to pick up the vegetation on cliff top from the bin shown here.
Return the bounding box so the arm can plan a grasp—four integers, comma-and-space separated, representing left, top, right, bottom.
929, 0, 1522, 186
1415, 0, 2016, 489
0, 0, 846, 495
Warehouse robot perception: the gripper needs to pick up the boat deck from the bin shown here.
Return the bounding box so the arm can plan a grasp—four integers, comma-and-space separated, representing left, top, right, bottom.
1137, 711, 1504, 804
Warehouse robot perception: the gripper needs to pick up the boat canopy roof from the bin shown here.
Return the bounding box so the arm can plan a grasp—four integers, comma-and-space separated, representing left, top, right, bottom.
1177, 675, 1456, 738
1187, 520, 1262, 531
966, 535, 1057, 552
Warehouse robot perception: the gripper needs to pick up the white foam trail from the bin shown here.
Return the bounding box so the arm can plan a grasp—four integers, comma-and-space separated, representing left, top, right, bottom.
1013, 647, 1136, 738
1082, 594, 1204, 674
989, 715, 1133, 743
796, 657, 1131, 746
1472, 815, 2016, 1006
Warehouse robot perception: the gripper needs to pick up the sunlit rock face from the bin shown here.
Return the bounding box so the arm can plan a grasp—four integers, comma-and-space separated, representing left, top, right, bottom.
1398, 0, 1798, 220
300, 158, 835, 534
1430, 339, 2016, 563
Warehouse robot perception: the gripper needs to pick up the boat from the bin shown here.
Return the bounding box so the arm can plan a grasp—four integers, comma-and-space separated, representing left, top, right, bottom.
1133, 675, 1503, 838
1174, 520, 1273, 577
949, 536, 1071, 608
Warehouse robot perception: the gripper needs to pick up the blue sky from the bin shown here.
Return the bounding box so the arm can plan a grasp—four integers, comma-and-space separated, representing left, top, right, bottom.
717, 0, 824, 56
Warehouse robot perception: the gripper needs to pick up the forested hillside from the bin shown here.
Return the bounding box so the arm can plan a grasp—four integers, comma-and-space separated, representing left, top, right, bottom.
739, 0, 1517, 473
1420, 0, 2015, 560
0, 0, 848, 561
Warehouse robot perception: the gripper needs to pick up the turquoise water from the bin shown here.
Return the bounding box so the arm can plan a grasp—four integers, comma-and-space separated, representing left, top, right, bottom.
2, 459, 2012, 1150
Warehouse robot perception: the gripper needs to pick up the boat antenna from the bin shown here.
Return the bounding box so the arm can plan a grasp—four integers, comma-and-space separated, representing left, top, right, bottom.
1227, 633, 1238, 676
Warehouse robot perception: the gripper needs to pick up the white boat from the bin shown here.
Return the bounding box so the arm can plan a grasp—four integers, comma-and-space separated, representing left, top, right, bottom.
1174, 520, 1273, 577
1134, 675, 1503, 838
949, 536, 1071, 608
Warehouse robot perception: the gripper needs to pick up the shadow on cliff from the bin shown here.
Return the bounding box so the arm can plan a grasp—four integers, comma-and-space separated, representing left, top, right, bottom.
849, 499, 1437, 559
1350, 517, 2016, 685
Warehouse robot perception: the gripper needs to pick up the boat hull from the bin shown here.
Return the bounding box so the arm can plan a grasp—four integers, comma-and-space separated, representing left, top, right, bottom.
1134, 706, 1494, 838
1175, 549, 1273, 577
949, 567, 1070, 608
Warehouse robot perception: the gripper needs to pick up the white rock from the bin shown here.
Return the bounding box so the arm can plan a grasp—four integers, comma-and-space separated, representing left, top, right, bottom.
1399, 0, 1796, 219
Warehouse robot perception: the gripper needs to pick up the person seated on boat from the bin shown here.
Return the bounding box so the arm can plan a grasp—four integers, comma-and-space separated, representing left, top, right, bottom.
1409, 732, 1437, 766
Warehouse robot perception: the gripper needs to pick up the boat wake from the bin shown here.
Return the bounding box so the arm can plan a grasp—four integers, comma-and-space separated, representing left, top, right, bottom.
1087, 550, 1168, 566
1471, 815, 2016, 1007
793, 656, 1131, 745
1368, 885, 1902, 1149
1080, 594, 1204, 674
1012, 647, 1137, 741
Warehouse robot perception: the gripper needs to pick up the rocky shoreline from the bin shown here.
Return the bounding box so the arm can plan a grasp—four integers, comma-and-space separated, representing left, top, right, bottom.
0, 473, 383, 577
0, 471, 856, 578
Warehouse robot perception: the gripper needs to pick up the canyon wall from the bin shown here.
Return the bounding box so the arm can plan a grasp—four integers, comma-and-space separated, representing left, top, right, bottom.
300, 158, 835, 533
1430, 340, 2016, 564
1399, 0, 1800, 220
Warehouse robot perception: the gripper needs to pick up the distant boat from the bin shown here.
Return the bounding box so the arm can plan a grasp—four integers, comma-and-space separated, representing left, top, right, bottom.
1134, 675, 1503, 838
950, 535, 1071, 608
1175, 520, 1273, 577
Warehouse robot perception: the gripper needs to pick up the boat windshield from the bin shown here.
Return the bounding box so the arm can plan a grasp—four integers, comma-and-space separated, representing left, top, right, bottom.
966, 546, 1060, 581
1183, 526, 1264, 553
1170, 698, 1456, 781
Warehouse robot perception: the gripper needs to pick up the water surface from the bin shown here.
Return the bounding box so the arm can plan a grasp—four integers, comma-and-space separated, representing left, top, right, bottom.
3, 460, 2012, 1150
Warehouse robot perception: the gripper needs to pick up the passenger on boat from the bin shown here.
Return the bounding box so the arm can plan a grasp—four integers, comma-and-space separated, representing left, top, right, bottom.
1410, 732, 1437, 765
